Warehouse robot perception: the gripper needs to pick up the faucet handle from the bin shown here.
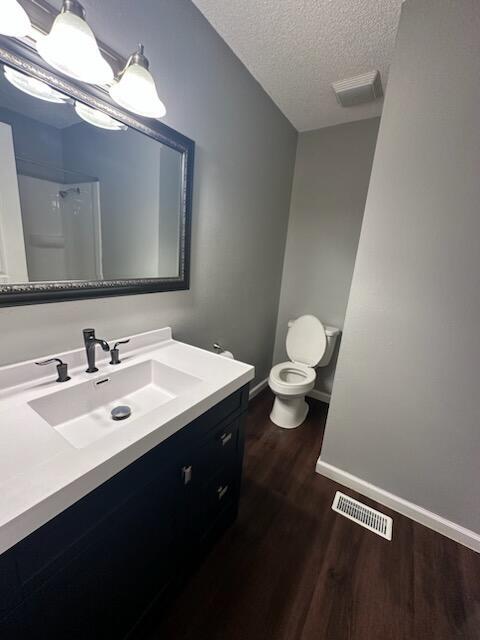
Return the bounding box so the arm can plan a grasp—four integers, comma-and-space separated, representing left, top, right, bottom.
113, 339, 130, 350
35, 358, 71, 383
110, 339, 130, 365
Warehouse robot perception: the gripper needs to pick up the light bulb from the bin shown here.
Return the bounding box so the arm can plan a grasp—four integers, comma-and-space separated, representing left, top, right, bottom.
36, 0, 113, 85
109, 45, 166, 119
74, 101, 127, 131
3, 66, 69, 103
0, 0, 32, 38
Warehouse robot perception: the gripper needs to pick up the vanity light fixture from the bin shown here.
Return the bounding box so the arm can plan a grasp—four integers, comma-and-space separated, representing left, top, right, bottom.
109, 44, 166, 119
3, 66, 69, 103
36, 0, 114, 85
0, 0, 32, 38
74, 101, 127, 131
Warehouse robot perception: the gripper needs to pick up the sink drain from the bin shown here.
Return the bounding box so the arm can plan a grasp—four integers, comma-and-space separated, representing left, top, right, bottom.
111, 405, 132, 421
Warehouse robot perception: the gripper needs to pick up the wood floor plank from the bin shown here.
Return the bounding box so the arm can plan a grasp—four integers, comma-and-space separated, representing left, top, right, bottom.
147, 390, 480, 640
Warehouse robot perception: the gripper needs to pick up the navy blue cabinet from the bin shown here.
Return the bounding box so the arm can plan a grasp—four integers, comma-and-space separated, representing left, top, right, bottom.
0, 554, 22, 617
0, 385, 249, 639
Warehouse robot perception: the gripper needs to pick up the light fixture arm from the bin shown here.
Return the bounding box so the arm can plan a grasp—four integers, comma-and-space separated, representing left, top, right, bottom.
118, 43, 150, 79
61, 0, 85, 19
131, 44, 149, 70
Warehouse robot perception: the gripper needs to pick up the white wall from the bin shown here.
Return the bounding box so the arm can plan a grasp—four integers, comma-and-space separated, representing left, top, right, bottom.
0, 0, 297, 385
273, 119, 379, 394
320, 0, 480, 542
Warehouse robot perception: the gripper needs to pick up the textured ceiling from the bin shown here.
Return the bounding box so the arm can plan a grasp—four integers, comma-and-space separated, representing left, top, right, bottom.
191, 0, 403, 131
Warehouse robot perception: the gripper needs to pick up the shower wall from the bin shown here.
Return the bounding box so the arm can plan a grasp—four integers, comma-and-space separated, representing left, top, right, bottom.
18, 176, 67, 281
17, 176, 101, 282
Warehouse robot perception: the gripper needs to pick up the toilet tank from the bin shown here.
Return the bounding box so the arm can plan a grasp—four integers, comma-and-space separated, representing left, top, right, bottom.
317, 325, 341, 367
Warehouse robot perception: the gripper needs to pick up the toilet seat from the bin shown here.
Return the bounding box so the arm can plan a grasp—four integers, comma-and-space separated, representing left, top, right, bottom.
269, 361, 315, 395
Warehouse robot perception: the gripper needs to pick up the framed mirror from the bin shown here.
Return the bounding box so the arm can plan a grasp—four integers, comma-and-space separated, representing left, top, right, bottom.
0, 37, 194, 307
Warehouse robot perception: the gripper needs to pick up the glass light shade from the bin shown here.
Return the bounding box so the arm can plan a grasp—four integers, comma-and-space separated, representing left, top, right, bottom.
4, 66, 69, 103
0, 0, 32, 38
36, 9, 113, 85
74, 101, 127, 131
109, 62, 166, 119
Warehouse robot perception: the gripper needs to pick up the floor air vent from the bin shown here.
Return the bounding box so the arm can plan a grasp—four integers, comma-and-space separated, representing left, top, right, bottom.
332, 492, 393, 540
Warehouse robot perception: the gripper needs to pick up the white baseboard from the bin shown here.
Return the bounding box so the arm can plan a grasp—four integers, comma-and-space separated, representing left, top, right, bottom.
307, 389, 331, 404
249, 378, 268, 400
316, 459, 480, 553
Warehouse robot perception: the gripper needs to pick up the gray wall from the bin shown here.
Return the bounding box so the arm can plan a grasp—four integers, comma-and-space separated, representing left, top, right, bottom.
0, 0, 297, 384
320, 0, 480, 534
273, 119, 379, 394
63, 123, 163, 279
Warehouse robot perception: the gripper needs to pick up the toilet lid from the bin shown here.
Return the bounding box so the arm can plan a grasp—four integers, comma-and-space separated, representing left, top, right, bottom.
286, 315, 327, 366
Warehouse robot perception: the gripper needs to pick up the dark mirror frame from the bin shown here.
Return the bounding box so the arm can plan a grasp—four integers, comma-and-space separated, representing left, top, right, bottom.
0, 36, 194, 307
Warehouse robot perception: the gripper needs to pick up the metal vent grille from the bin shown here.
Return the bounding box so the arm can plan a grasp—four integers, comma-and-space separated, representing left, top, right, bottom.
332, 492, 393, 540
332, 70, 383, 107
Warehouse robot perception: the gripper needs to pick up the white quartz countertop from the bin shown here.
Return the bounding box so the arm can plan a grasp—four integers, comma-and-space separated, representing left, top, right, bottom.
0, 328, 254, 556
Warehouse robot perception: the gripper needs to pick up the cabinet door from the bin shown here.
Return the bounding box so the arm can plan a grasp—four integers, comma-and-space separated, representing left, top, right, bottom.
0, 600, 29, 640
0, 553, 22, 623
18, 471, 181, 639
196, 418, 240, 485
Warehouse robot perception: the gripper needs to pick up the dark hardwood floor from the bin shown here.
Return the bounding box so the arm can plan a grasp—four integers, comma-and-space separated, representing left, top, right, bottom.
147, 390, 480, 640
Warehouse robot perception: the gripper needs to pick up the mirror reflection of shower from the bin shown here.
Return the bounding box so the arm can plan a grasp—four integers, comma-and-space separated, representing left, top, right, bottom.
59, 187, 80, 199
13, 158, 103, 282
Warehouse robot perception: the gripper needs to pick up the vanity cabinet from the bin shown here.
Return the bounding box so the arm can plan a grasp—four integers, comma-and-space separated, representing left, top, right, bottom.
0, 385, 249, 639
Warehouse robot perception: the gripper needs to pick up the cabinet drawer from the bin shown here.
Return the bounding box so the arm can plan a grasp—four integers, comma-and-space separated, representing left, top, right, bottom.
204, 466, 237, 526
196, 418, 240, 485
185, 386, 248, 443
202, 389, 247, 434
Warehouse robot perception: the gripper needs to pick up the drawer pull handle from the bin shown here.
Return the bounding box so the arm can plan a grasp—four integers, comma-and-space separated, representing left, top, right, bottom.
217, 485, 229, 500
220, 432, 232, 446
182, 465, 193, 485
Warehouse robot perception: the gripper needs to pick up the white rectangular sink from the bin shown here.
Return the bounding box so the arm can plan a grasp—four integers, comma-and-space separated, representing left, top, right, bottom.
29, 360, 201, 449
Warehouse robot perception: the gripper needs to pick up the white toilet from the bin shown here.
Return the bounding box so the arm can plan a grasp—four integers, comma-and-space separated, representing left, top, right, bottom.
269, 315, 340, 429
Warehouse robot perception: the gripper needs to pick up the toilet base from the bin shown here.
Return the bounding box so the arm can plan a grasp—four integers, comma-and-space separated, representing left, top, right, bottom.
270, 395, 310, 429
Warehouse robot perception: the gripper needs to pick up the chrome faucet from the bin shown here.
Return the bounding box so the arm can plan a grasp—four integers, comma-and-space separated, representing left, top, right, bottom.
83, 328, 110, 373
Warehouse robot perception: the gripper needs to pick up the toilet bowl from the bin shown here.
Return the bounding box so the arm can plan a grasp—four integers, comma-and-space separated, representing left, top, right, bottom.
268, 315, 340, 429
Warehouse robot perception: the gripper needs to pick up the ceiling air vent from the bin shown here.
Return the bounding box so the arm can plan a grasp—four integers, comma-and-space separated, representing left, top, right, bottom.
332, 491, 393, 540
332, 70, 383, 107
